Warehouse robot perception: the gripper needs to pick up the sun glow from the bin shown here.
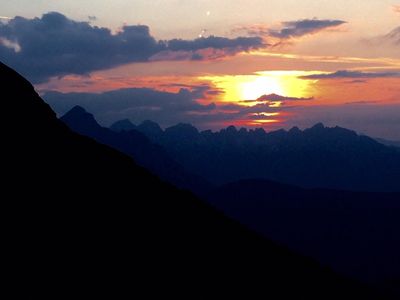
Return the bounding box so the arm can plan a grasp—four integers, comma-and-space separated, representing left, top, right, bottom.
200, 71, 315, 103
240, 76, 284, 100
198, 71, 317, 127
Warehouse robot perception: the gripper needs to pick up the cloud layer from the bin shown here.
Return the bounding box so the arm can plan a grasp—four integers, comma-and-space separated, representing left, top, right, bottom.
44, 86, 217, 124
43, 87, 292, 128
44, 86, 400, 140
0, 12, 264, 82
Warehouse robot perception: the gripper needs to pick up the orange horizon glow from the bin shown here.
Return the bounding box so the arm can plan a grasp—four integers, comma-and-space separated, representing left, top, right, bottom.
38, 66, 400, 130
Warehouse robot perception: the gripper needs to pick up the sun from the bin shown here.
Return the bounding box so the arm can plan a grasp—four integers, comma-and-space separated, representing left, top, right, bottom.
240, 76, 284, 100
199, 71, 315, 104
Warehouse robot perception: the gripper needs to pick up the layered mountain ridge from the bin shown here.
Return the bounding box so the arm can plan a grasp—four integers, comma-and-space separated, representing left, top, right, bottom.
111, 118, 400, 192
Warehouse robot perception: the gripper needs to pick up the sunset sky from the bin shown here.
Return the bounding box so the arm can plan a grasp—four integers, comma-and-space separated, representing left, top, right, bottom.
1, 1, 400, 139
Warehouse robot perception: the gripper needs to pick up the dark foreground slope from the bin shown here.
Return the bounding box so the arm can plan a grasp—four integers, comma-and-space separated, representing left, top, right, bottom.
2, 62, 391, 299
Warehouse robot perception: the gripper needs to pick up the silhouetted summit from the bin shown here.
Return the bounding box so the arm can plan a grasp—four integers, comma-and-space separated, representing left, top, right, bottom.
111, 119, 400, 192
61, 105, 102, 133
109, 118, 136, 132
136, 120, 164, 141
165, 122, 199, 139
2, 62, 393, 299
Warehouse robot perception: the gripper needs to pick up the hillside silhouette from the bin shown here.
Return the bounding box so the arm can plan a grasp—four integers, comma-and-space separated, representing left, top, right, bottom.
4, 61, 394, 298
112, 119, 400, 192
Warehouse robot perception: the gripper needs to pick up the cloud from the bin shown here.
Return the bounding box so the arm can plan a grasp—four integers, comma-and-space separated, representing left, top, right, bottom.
43, 85, 290, 128
269, 19, 346, 39
386, 26, 400, 44
0, 12, 161, 82
0, 12, 264, 83
300, 70, 400, 79
152, 36, 264, 61
44, 86, 218, 126
344, 79, 368, 84
241, 94, 313, 103
393, 5, 400, 14
160, 83, 225, 96
166, 36, 263, 52
344, 100, 378, 105
238, 19, 346, 43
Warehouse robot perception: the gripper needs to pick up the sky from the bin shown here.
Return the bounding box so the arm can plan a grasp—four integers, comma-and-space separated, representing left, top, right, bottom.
1, 0, 400, 139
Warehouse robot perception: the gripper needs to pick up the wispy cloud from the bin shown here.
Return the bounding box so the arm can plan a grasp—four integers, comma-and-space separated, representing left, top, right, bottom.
269, 19, 346, 39
300, 70, 400, 79
386, 26, 400, 44
241, 94, 313, 103
344, 100, 378, 105
236, 18, 346, 45
344, 79, 368, 84
393, 5, 400, 14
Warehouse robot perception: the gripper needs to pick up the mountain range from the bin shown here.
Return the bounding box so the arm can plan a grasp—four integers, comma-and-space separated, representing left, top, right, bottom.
5, 61, 393, 298
60, 100, 400, 296
111, 118, 400, 192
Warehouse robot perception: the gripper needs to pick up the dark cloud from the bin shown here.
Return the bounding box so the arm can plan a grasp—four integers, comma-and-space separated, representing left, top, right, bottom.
344, 79, 368, 84
160, 83, 225, 96
300, 70, 400, 79
43, 86, 286, 128
238, 19, 346, 41
0, 12, 161, 82
0, 12, 264, 82
270, 19, 346, 39
344, 100, 378, 105
44, 86, 217, 126
166, 36, 263, 52
241, 93, 313, 103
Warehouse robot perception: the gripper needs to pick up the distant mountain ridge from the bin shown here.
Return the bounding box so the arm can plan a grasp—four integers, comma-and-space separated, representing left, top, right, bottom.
111, 119, 400, 192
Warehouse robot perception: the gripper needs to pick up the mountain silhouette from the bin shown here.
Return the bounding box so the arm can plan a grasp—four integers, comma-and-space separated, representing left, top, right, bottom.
61, 105, 211, 195
208, 179, 400, 296
4, 61, 393, 298
112, 119, 400, 192
375, 137, 400, 148
110, 118, 137, 132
